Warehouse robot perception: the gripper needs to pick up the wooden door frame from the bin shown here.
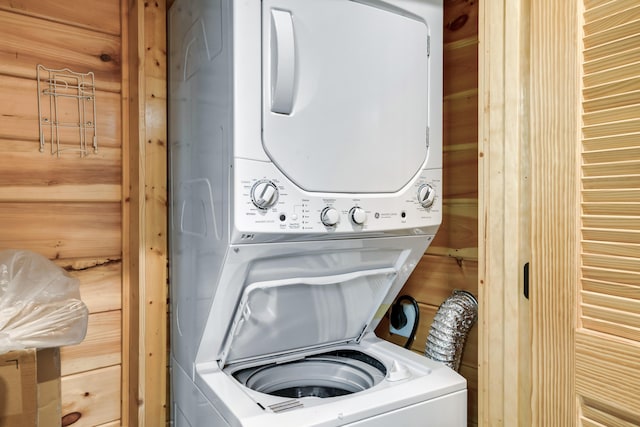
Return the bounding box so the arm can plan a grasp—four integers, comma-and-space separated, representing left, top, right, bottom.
479, 0, 582, 425
478, 0, 532, 425
124, 1, 168, 426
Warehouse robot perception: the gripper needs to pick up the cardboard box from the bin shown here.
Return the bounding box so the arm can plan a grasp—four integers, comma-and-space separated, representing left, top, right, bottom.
0, 348, 61, 427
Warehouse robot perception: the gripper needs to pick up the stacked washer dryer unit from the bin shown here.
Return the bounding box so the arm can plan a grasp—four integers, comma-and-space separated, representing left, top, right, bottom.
169, 0, 466, 425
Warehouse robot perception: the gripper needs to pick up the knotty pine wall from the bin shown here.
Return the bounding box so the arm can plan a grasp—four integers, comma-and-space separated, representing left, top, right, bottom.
0, 1, 125, 425
376, 1, 479, 425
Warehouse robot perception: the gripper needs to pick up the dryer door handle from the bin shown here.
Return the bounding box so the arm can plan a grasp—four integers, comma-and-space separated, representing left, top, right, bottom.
270, 9, 296, 115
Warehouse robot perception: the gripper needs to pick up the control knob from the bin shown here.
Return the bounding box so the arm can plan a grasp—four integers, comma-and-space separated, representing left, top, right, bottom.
349, 207, 367, 225
251, 180, 279, 210
417, 184, 436, 208
321, 207, 340, 227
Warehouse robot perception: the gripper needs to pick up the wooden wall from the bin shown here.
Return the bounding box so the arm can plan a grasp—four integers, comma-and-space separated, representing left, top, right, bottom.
0, 1, 126, 425
377, 0, 479, 425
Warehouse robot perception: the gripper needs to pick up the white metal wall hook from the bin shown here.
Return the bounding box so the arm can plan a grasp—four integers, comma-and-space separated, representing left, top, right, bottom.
36, 64, 98, 158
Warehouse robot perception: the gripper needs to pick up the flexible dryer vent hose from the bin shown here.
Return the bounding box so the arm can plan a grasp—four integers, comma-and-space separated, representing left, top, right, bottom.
424, 290, 478, 372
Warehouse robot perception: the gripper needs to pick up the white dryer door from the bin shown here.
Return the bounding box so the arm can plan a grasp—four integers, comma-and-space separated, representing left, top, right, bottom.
261, 0, 430, 193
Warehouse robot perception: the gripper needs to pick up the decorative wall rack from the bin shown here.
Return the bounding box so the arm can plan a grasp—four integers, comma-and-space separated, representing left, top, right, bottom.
37, 65, 97, 158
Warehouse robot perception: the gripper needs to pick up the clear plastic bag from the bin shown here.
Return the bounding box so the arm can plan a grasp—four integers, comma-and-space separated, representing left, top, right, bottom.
0, 249, 88, 353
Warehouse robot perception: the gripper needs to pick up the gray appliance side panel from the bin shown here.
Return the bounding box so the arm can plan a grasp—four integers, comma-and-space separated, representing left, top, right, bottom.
172, 359, 232, 427
168, 0, 234, 377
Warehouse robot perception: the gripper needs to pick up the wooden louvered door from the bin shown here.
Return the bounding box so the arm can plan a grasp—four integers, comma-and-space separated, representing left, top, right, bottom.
578, 0, 640, 423
531, 0, 640, 424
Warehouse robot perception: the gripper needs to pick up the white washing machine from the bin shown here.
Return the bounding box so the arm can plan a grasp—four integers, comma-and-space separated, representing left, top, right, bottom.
168, 0, 466, 426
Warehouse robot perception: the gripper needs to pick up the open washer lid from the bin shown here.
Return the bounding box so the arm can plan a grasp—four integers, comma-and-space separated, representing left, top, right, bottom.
218, 267, 397, 367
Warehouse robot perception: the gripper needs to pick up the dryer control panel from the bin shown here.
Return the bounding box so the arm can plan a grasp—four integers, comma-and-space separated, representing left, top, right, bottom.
233, 158, 441, 240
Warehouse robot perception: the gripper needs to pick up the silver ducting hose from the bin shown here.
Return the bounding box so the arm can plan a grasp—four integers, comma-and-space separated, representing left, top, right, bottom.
424, 290, 478, 372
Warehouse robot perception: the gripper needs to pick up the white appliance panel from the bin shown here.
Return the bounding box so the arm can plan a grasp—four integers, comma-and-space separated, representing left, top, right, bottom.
233, 158, 442, 241
195, 338, 466, 427
261, 0, 431, 193
342, 391, 467, 427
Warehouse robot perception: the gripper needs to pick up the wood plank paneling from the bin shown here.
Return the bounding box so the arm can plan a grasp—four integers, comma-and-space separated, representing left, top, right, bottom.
0, 0, 120, 36
0, 202, 121, 259
430, 202, 478, 258
67, 261, 122, 314
0, 10, 121, 92
60, 310, 121, 376
0, 1, 127, 424
444, 0, 479, 44
0, 141, 121, 202
0, 76, 121, 146
444, 41, 479, 96
61, 365, 121, 427
397, 255, 478, 307
444, 90, 479, 145
443, 144, 478, 199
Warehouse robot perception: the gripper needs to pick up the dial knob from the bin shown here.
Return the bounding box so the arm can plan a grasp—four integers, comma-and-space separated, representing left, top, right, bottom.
251, 180, 279, 210
349, 207, 367, 225
417, 184, 436, 208
320, 207, 340, 227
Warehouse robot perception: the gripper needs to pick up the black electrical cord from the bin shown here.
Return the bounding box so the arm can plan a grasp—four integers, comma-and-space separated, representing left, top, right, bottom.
390, 295, 420, 349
